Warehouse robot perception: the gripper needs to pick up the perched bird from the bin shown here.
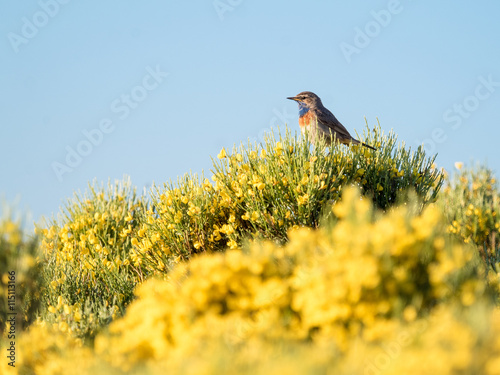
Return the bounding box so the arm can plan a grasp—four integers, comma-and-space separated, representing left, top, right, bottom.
287, 91, 376, 150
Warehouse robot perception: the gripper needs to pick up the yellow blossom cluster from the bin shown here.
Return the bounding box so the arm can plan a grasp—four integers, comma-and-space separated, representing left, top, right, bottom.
441, 164, 499, 271
7, 187, 500, 375
133, 126, 443, 275
37, 178, 148, 337
5, 130, 500, 375
2, 320, 105, 375
0, 215, 42, 335
88, 187, 491, 372
8, 305, 500, 375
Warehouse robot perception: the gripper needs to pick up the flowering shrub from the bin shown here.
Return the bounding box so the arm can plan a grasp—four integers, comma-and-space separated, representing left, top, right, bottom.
13, 323, 94, 375
4, 184, 500, 375
37, 177, 149, 338
92, 188, 491, 373
9, 307, 500, 375
0, 212, 42, 335
7, 129, 500, 375
134, 125, 444, 274
441, 164, 500, 271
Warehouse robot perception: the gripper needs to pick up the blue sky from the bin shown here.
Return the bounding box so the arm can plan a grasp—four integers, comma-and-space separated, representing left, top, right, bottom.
1, 0, 499, 224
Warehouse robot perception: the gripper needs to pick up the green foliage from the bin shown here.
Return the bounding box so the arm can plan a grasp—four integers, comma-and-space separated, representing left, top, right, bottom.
134, 123, 444, 274
5, 124, 500, 375
38, 177, 149, 338
440, 164, 500, 271
12, 188, 499, 375
0, 210, 42, 335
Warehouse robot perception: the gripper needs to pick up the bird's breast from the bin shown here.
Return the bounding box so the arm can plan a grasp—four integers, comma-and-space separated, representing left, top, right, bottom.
299, 111, 316, 131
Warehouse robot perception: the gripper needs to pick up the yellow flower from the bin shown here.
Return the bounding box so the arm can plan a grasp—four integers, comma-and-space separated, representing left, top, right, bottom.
58, 321, 69, 332
403, 305, 417, 322
217, 148, 227, 159
63, 304, 72, 315
297, 194, 309, 205
203, 179, 213, 191
227, 239, 238, 249
120, 226, 132, 237
377, 183, 383, 191
74, 309, 82, 322
187, 204, 201, 216
138, 226, 146, 237
46, 225, 57, 240
454, 161, 464, 170
221, 224, 235, 235
275, 142, 284, 155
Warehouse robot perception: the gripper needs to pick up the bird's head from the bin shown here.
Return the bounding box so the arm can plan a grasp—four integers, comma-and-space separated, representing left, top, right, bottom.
287, 91, 323, 108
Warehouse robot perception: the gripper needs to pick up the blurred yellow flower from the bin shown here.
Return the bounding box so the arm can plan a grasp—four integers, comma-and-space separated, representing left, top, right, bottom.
275, 142, 284, 155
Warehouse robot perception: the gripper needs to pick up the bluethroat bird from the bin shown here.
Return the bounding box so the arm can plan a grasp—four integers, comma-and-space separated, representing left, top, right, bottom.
287, 91, 376, 150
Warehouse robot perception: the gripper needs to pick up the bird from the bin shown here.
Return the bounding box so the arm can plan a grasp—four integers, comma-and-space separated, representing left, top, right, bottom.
287, 91, 376, 150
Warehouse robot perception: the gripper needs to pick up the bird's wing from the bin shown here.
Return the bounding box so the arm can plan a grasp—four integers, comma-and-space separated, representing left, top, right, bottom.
313, 107, 354, 140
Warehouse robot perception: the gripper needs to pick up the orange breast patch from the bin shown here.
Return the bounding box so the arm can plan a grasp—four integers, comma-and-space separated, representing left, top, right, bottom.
299, 111, 316, 129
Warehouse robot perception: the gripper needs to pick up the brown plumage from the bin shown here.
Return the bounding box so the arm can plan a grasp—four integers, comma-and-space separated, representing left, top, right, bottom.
287, 91, 376, 150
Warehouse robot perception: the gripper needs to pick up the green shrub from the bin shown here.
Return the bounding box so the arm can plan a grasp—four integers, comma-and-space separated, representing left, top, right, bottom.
0, 210, 42, 335
38, 177, 149, 338
133, 124, 443, 274
96, 187, 490, 373
441, 163, 500, 272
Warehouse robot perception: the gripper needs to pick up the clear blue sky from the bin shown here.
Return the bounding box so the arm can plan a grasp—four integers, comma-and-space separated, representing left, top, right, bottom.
1, 0, 499, 224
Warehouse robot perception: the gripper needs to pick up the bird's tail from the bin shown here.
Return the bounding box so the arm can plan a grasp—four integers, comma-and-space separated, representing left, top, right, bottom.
360, 142, 376, 151
349, 137, 376, 151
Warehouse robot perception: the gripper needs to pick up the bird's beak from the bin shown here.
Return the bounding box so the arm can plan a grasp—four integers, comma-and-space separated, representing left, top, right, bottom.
287, 96, 298, 101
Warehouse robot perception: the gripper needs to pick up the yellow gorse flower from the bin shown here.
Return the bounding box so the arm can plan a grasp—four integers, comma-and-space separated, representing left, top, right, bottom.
217, 148, 227, 159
